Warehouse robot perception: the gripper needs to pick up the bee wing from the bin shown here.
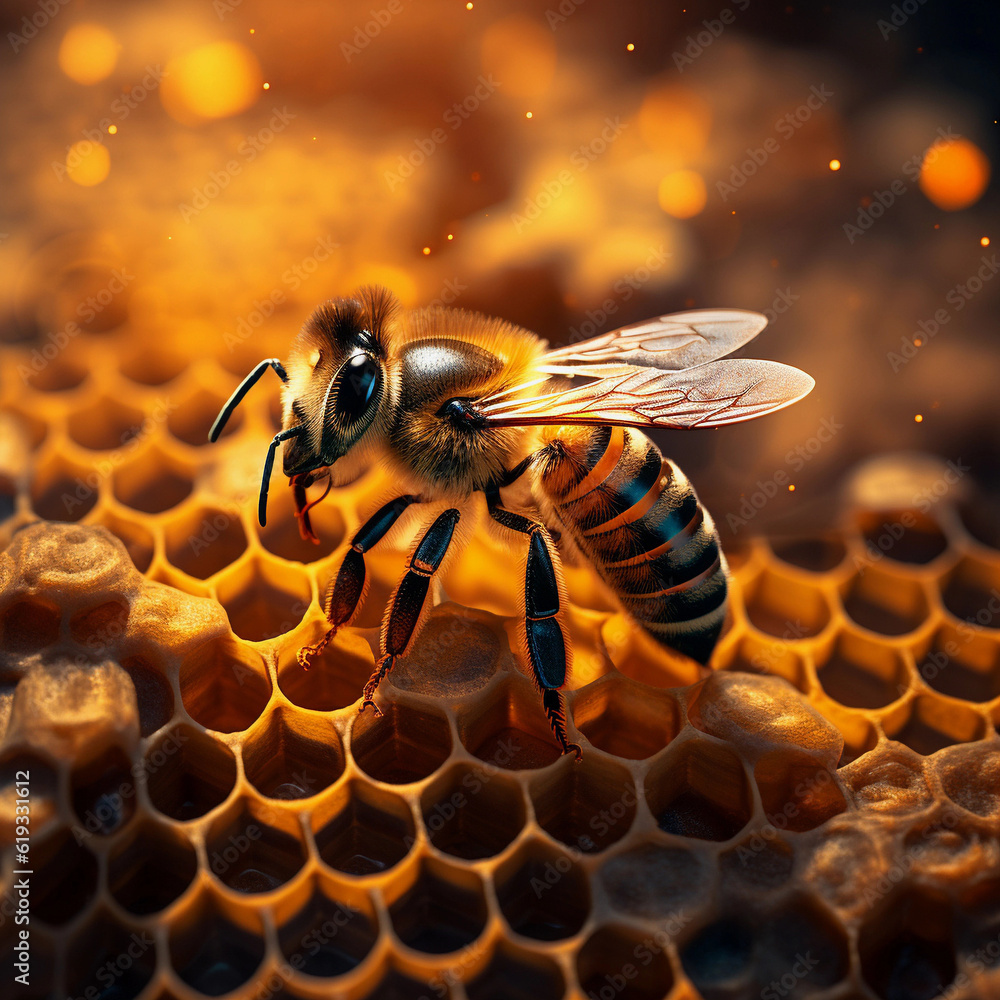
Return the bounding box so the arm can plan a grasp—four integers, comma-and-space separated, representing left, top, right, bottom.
540, 308, 769, 373
478, 358, 815, 429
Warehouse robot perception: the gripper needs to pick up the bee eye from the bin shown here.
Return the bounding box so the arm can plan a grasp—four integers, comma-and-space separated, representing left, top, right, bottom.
335, 353, 381, 424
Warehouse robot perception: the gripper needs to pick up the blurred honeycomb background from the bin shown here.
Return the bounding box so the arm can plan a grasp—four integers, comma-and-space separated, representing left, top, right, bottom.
1, 1, 1000, 998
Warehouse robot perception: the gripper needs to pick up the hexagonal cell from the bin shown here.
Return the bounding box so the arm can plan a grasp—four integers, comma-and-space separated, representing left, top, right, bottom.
680, 916, 755, 997
0, 595, 60, 653
108, 818, 198, 914
67, 395, 145, 450
389, 603, 510, 697
420, 761, 526, 859
857, 509, 949, 565
277, 888, 378, 976
120, 343, 188, 385
69, 597, 129, 648
32, 827, 99, 925
313, 779, 415, 876
259, 482, 345, 563
215, 556, 311, 641
179, 635, 271, 733
456, 675, 563, 770
65, 909, 156, 1000
941, 556, 1000, 629
352, 700, 452, 784
859, 887, 956, 1000
956, 877, 1000, 969
70, 743, 136, 837
120, 653, 174, 737
917, 624, 1000, 702
937, 744, 1000, 818
887, 694, 986, 756
841, 566, 931, 636
276, 629, 373, 712
720, 834, 795, 891
770, 533, 847, 573
112, 445, 194, 514
841, 742, 934, 814
169, 386, 243, 446
815, 630, 909, 709
572, 674, 680, 759
89, 508, 155, 572
146, 725, 238, 821
30, 452, 98, 521
754, 750, 846, 832
206, 798, 306, 893
530, 754, 637, 852
744, 568, 831, 638
25, 355, 87, 391
243, 708, 344, 800
645, 739, 753, 842
388, 858, 488, 953
578, 924, 674, 1000
1, 404, 47, 451
600, 842, 709, 919
0, 750, 59, 835
467, 943, 565, 1000
169, 899, 266, 996
163, 503, 248, 579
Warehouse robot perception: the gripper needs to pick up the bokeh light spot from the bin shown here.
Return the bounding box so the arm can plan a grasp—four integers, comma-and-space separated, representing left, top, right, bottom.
161, 41, 262, 124
658, 169, 707, 218
58, 24, 119, 85
66, 141, 111, 186
829, 158, 841, 171
919, 138, 990, 211
481, 17, 557, 98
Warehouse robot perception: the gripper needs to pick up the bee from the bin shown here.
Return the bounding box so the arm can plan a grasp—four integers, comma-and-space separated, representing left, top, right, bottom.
209, 286, 813, 759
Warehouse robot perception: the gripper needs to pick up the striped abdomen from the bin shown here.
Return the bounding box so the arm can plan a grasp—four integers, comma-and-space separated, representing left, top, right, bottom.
537, 425, 728, 664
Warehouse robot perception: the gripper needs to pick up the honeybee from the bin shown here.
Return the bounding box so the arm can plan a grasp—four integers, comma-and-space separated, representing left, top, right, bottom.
210, 286, 813, 758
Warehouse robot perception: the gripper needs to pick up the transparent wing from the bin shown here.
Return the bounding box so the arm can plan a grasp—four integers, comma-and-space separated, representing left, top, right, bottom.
540, 308, 769, 375
478, 359, 815, 429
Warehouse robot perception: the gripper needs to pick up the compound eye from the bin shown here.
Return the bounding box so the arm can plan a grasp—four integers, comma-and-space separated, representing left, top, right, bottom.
335, 353, 381, 424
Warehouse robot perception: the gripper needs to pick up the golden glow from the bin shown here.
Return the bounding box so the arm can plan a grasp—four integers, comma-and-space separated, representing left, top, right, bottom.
525, 111, 533, 119
58, 24, 119, 85
107, 125, 117, 135
919, 138, 990, 211
788, 484, 796, 492
66, 141, 110, 186
639, 84, 711, 161
421, 246, 431, 255
627, 43, 635, 51
981, 236, 990, 246
829, 158, 841, 171
161, 41, 262, 124
658, 169, 707, 218
914, 414, 924, 422
466, 2, 474, 8
446, 233, 454, 240
481, 17, 557, 98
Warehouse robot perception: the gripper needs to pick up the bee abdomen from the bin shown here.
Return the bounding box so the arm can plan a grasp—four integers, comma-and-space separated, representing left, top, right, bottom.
539, 426, 727, 665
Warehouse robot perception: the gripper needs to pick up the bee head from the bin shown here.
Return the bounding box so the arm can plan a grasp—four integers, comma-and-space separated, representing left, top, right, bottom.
281, 286, 397, 480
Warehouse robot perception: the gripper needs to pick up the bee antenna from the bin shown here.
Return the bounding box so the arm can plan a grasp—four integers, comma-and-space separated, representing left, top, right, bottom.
209, 358, 289, 443
259, 425, 305, 526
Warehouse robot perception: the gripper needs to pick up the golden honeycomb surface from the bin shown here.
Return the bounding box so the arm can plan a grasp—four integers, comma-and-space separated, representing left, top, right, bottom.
2, 328, 1000, 1000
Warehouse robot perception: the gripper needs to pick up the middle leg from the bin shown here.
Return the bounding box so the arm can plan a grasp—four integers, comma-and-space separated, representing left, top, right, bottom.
362, 507, 462, 715
485, 486, 582, 760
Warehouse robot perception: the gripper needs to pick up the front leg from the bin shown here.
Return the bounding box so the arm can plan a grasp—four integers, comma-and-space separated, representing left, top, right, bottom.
363, 508, 462, 714
485, 485, 582, 760
298, 494, 421, 669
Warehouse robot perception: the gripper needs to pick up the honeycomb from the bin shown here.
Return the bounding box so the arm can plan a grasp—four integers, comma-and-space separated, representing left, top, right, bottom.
2, 328, 1000, 1000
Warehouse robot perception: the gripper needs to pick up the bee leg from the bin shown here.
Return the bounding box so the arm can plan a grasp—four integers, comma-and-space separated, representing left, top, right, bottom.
298, 494, 422, 670
485, 490, 582, 761
361, 508, 462, 715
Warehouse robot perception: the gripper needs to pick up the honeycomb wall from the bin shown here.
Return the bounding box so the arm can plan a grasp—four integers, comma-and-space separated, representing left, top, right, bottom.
2, 330, 1000, 1000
